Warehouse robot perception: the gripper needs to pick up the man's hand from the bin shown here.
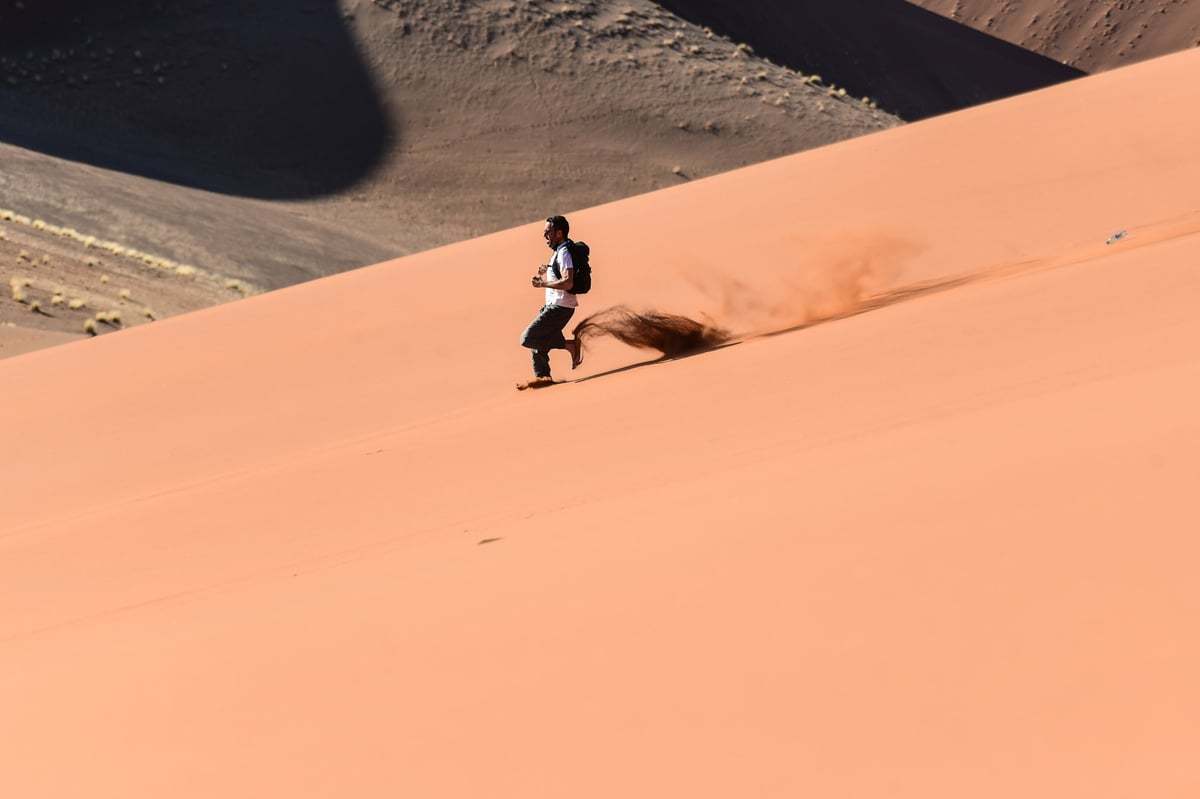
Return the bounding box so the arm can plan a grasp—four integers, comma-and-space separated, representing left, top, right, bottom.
531, 274, 544, 287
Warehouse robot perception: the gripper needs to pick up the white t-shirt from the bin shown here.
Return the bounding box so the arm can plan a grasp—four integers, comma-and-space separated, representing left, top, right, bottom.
545, 242, 578, 308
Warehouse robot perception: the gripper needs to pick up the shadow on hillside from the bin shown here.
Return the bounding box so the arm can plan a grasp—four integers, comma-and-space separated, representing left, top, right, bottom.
656, 0, 1085, 119
0, 0, 390, 198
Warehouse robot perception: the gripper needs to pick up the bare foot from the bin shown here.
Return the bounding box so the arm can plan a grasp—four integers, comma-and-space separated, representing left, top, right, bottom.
566, 338, 583, 369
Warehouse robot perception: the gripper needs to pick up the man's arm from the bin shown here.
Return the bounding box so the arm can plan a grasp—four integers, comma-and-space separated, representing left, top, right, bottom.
532, 248, 574, 290
533, 268, 573, 290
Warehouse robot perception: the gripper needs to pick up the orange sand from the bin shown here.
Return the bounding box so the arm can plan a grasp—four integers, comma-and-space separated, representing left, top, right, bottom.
2, 49, 1199, 797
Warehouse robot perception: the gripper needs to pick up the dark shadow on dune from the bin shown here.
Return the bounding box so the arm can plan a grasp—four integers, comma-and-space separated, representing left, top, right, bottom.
0, 0, 390, 198
655, 0, 1085, 119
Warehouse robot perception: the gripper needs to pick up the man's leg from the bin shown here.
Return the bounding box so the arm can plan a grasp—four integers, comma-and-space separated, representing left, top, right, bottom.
520, 305, 575, 378
565, 337, 583, 369
530, 347, 552, 380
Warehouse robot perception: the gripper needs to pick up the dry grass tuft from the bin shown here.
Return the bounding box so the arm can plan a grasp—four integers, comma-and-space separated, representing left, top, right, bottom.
1, 207, 250, 297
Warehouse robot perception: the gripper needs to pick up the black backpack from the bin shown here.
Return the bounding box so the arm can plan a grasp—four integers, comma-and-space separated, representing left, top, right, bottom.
551, 240, 592, 295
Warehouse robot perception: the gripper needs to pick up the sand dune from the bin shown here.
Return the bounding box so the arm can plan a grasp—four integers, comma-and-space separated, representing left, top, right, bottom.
9, 0, 1191, 358
3, 48, 1200, 797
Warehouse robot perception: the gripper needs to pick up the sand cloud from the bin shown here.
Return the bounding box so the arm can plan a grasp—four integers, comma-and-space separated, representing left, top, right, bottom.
573, 233, 923, 360
691, 232, 925, 335
573, 306, 730, 358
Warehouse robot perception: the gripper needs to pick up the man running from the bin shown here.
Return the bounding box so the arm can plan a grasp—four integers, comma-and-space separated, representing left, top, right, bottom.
519, 214, 583, 385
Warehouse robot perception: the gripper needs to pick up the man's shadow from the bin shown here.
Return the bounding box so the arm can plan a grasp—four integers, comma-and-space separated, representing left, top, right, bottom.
0, 0, 391, 199
568, 340, 742, 385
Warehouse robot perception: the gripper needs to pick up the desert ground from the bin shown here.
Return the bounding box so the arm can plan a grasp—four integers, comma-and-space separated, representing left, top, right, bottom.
0, 207, 254, 357
3, 3, 1200, 785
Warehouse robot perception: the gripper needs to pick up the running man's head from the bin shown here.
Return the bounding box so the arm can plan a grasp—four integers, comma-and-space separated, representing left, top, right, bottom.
544, 215, 569, 249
